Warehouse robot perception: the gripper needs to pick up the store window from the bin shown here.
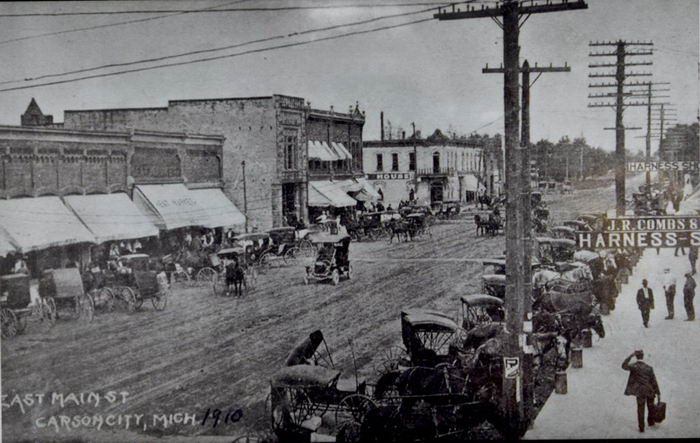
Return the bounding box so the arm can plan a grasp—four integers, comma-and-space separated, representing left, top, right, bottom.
392, 153, 399, 171
409, 152, 416, 171
376, 153, 383, 171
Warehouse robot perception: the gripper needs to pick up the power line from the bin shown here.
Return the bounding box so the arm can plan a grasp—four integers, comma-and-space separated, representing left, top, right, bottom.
0, 6, 437, 85
0, 0, 253, 47
0, 2, 475, 17
0, 17, 433, 93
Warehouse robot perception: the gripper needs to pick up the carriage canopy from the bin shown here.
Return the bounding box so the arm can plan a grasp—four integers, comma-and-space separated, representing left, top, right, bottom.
285, 330, 325, 366
271, 364, 341, 388
460, 294, 504, 308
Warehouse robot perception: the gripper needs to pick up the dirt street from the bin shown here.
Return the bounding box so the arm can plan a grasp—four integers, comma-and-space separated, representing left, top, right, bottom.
1, 178, 632, 442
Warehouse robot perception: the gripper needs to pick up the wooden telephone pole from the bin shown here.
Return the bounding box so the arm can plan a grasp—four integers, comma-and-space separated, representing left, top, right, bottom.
588, 40, 654, 215
482, 59, 570, 424
435, 0, 587, 436
629, 82, 671, 184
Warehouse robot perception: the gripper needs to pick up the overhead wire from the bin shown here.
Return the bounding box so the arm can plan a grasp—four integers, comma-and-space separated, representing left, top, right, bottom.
0, 0, 254, 47
0, 2, 476, 17
0, 5, 447, 85
0, 16, 435, 93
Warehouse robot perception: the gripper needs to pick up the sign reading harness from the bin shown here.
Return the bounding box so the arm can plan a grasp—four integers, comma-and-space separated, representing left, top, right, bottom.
577, 216, 700, 249
626, 161, 699, 172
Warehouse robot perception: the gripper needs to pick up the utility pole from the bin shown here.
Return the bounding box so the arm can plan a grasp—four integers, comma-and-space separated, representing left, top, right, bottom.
412, 121, 418, 199
628, 82, 671, 184
482, 58, 570, 425
588, 40, 654, 215
241, 160, 248, 233
435, 0, 587, 435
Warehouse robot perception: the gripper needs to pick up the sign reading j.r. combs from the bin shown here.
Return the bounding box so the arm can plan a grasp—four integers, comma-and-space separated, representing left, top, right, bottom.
577, 216, 700, 249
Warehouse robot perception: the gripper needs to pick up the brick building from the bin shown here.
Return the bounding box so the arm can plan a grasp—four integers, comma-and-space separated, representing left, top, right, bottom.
363, 129, 502, 208
63, 95, 308, 230
0, 124, 239, 273
306, 105, 378, 214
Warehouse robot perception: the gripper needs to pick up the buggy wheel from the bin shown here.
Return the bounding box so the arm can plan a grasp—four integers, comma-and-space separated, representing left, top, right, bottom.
331, 269, 340, 286
152, 288, 168, 311
283, 247, 300, 265
42, 297, 57, 326
374, 346, 410, 375
15, 311, 27, 334
76, 294, 95, 323
100, 287, 116, 312
336, 394, 377, 426
271, 389, 314, 429
258, 253, 271, 272
117, 287, 136, 312
299, 239, 314, 257
196, 267, 218, 283
1, 308, 18, 338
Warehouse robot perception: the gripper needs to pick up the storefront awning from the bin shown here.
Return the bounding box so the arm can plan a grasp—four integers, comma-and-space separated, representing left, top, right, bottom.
331, 142, 352, 161
0, 227, 18, 257
0, 196, 96, 253
64, 193, 159, 243
337, 179, 364, 193
308, 181, 357, 208
356, 177, 381, 201
188, 188, 246, 228
463, 173, 479, 191
308, 140, 336, 162
134, 184, 245, 231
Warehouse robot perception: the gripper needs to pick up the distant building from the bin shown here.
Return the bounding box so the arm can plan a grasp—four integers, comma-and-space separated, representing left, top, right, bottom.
63, 95, 308, 230
363, 129, 502, 208
21, 98, 54, 127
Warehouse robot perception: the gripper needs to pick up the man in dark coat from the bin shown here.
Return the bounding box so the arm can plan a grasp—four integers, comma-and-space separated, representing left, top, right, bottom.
636, 279, 654, 328
622, 350, 660, 432
689, 246, 698, 275
683, 272, 696, 321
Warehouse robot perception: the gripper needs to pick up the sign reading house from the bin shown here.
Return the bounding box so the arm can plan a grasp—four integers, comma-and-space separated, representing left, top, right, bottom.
577, 216, 700, 249
626, 161, 699, 172
367, 172, 414, 180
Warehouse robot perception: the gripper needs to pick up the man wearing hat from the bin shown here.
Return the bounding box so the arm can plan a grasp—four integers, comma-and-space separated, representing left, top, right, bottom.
683, 272, 696, 321
636, 279, 655, 328
622, 350, 661, 433
662, 268, 677, 319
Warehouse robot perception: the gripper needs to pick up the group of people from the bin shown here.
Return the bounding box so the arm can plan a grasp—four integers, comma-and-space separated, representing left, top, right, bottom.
636, 264, 696, 327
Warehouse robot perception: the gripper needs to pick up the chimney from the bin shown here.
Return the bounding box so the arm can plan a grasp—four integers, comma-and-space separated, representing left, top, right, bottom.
380, 111, 385, 141
402, 131, 406, 140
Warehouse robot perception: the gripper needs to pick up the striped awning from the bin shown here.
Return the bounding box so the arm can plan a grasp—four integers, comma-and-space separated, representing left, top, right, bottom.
0, 196, 96, 253
331, 142, 352, 160
308, 140, 336, 162
308, 181, 357, 208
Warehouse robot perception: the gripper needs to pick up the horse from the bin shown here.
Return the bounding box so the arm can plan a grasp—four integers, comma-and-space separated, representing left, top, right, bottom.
474, 214, 490, 236
477, 193, 492, 210
388, 220, 412, 244
488, 213, 502, 236
225, 260, 246, 297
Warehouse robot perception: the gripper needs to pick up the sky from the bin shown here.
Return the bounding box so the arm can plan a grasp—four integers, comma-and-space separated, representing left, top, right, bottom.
0, 0, 697, 152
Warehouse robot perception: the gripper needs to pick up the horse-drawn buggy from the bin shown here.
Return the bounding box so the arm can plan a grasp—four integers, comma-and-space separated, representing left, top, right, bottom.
354, 212, 391, 241
563, 219, 589, 231
303, 233, 351, 286
460, 294, 504, 331
270, 330, 377, 442
551, 225, 577, 241
404, 213, 432, 240
1, 274, 45, 337
536, 237, 577, 265
577, 213, 606, 231
257, 227, 311, 268
38, 267, 95, 323
436, 200, 461, 220
104, 254, 169, 312
400, 309, 461, 367
210, 247, 258, 297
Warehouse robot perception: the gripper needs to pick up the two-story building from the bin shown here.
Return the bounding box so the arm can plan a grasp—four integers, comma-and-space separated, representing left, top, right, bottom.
0, 124, 236, 274
306, 104, 378, 218
363, 129, 502, 208
63, 95, 308, 230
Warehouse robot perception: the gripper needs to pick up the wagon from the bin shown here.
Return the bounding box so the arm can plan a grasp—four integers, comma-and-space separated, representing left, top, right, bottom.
0, 274, 54, 337
107, 254, 169, 312
38, 268, 95, 323
211, 247, 258, 297
400, 310, 461, 366
536, 237, 577, 264
460, 294, 505, 330
258, 227, 304, 267
303, 233, 352, 286
405, 213, 432, 239
481, 273, 506, 299
551, 225, 577, 241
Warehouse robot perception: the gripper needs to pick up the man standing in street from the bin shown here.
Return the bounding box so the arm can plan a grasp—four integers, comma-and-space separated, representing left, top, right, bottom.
636, 279, 654, 328
622, 350, 661, 433
662, 268, 677, 319
683, 272, 696, 321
